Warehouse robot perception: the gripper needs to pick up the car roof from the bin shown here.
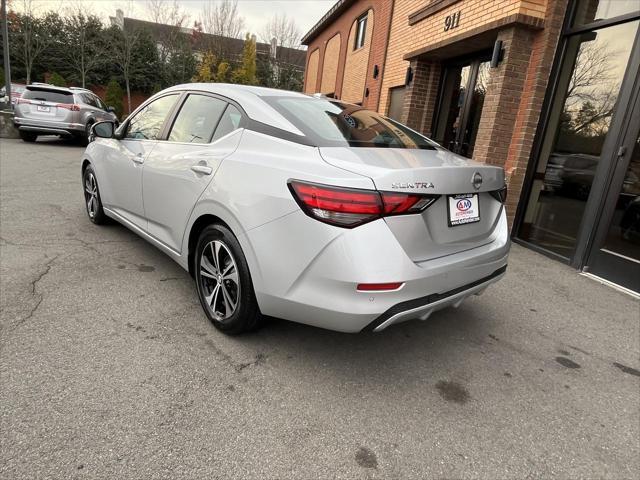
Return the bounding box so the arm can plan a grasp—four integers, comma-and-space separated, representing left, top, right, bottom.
164, 83, 309, 135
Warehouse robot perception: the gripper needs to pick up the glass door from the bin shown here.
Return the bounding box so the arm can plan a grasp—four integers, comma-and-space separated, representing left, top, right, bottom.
585, 94, 640, 292
433, 57, 490, 158
517, 14, 640, 260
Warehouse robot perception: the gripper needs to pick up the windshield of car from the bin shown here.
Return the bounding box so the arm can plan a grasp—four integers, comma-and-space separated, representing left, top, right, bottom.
262, 96, 437, 149
22, 88, 74, 104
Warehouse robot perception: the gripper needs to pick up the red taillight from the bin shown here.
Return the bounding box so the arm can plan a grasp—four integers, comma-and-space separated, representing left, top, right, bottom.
57, 103, 81, 111
288, 180, 439, 228
357, 282, 404, 292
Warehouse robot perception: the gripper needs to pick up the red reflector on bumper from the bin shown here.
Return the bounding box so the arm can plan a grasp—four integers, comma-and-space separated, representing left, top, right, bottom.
357, 282, 404, 292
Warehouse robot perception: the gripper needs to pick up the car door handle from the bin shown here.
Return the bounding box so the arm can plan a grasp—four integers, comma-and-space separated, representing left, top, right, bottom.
191, 165, 213, 175
132, 153, 144, 164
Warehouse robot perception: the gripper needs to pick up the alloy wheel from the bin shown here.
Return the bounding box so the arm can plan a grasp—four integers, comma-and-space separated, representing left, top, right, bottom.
199, 240, 240, 321
84, 173, 98, 218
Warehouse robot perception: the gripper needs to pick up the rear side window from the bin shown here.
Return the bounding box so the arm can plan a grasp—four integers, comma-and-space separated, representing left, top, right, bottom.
168, 94, 227, 143
125, 94, 179, 140
211, 105, 242, 142
78, 93, 98, 108
22, 88, 73, 104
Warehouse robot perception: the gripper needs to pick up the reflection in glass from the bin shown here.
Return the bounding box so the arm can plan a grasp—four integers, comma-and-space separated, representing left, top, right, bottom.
572, 0, 640, 27
519, 21, 639, 257
463, 61, 489, 158
126, 94, 179, 140
603, 135, 640, 260
434, 65, 470, 151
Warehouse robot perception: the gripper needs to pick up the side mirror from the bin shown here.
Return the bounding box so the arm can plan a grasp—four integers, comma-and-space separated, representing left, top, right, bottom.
106, 106, 116, 113
90, 121, 115, 142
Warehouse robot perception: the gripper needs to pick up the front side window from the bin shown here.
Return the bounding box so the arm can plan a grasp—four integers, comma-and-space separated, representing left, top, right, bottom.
354, 14, 367, 49
168, 94, 227, 143
125, 94, 179, 140
263, 96, 436, 149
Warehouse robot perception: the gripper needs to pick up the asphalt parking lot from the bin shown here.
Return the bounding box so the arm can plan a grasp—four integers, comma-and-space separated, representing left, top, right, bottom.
1, 136, 639, 479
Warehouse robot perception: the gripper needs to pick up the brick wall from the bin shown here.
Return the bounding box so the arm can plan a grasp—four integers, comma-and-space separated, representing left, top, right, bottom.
380, 0, 548, 115
303, 0, 394, 108
304, 49, 320, 93
321, 34, 342, 94
342, 9, 375, 103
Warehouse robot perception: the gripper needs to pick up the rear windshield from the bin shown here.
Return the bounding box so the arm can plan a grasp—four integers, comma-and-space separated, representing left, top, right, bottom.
22, 88, 74, 104
263, 96, 436, 149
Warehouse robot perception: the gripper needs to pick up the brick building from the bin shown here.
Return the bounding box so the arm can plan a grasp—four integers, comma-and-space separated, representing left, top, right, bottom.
303, 0, 640, 293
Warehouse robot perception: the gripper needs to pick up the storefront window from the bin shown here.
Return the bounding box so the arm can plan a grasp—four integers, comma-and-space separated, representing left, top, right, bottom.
572, 0, 640, 27
519, 19, 639, 258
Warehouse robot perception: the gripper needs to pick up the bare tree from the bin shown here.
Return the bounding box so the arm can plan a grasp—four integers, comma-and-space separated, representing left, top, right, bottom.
11, 0, 54, 84
564, 41, 622, 137
146, 0, 189, 84
200, 0, 245, 60
259, 14, 304, 89
58, 10, 106, 88
261, 13, 301, 52
111, 25, 140, 113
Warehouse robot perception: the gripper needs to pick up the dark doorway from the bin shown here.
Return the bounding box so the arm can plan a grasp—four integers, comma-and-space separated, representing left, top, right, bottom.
433, 56, 490, 158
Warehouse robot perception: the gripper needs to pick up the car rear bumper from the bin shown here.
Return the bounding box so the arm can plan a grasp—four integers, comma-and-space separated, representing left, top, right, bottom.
13, 118, 84, 136
243, 208, 510, 333
362, 265, 507, 332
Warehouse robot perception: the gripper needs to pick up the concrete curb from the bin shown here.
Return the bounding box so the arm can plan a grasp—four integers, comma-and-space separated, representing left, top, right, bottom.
0, 110, 20, 139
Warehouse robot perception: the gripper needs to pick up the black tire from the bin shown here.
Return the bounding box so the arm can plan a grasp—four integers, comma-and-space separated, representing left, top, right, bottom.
195, 224, 262, 335
20, 131, 37, 143
79, 121, 94, 147
82, 164, 108, 225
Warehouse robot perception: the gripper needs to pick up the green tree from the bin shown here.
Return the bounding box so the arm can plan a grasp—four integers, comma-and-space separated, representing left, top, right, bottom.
48, 72, 66, 87
216, 61, 231, 82
192, 51, 216, 82
232, 34, 257, 85
104, 79, 124, 120
9, 9, 60, 84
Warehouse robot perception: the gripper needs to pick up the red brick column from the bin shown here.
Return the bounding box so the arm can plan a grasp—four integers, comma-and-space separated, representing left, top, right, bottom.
503, 0, 569, 227
472, 25, 536, 171
400, 59, 441, 134
418, 62, 441, 137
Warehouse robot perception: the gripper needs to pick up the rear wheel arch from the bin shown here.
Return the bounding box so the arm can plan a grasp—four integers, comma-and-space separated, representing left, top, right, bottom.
81, 159, 92, 181
187, 214, 232, 278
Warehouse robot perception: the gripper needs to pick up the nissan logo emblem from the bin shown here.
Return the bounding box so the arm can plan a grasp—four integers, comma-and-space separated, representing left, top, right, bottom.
472, 172, 483, 190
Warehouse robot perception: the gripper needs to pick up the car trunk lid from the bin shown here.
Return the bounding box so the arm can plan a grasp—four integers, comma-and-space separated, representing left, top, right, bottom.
319, 147, 506, 262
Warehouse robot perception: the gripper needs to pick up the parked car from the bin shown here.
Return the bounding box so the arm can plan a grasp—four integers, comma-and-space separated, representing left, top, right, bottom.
0, 83, 27, 106
13, 84, 118, 144
81, 84, 510, 334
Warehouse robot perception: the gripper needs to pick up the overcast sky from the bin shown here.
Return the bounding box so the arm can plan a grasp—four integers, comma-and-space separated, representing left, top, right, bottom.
16, 0, 334, 45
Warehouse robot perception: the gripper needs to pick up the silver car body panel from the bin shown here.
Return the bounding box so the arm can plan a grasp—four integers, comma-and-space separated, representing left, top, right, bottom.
83, 84, 510, 333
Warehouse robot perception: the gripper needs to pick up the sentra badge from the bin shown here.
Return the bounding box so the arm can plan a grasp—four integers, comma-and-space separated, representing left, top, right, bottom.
391, 182, 435, 189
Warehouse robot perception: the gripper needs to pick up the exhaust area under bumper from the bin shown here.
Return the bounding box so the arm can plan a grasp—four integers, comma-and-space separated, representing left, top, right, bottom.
362, 265, 507, 332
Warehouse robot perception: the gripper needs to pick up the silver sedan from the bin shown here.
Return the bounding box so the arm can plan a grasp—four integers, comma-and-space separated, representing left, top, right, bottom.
81, 84, 510, 334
